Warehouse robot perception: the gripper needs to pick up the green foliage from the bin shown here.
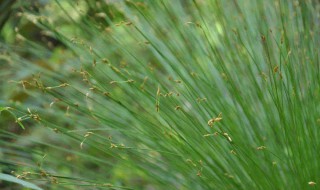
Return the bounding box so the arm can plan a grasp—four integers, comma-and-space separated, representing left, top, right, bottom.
0, 173, 43, 190
1, 0, 319, 189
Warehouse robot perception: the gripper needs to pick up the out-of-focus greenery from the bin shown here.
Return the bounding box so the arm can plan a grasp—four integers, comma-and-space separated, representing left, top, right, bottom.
0, 0, 319, 189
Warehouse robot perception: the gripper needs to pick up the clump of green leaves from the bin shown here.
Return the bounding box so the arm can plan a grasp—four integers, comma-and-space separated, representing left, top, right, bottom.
1, 0, 319, 189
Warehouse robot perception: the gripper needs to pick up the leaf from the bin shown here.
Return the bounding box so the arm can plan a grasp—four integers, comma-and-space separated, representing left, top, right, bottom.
0, 107, 25, 129
0, 173, 43, 190
0, 107, 9, 113
16, 119, 26, 130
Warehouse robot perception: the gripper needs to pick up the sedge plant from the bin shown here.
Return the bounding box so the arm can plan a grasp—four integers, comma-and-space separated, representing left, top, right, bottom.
0, 0, 319, 189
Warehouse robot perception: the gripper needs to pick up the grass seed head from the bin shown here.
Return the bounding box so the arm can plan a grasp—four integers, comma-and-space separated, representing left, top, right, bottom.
197, 170, 202, 177
84, 132, 93, 138
308, 181, 316, 186
110, 143, 118, 148
208, 113, 222, 127
175, 106, 181, 110
256, 146, 267, 150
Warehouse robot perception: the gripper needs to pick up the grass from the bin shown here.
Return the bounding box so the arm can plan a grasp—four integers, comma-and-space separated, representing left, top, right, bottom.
0, 0, 319, 189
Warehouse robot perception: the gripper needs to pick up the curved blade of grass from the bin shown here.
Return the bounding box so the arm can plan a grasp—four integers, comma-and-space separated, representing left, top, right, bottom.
0, 173, 43, 190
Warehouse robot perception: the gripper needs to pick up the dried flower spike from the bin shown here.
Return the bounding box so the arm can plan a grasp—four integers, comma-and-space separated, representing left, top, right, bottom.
223, 133, 232, 142
110, 143, 118, 148
308, 181, 316, 186
256, 146, 267, 150
84, 132, 93, 138
208, 113, 222, 127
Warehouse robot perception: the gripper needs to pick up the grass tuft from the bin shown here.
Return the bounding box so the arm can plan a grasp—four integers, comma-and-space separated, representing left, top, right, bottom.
0, 0, 319, 189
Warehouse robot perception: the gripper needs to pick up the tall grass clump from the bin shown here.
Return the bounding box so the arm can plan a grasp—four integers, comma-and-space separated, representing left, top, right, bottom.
0, 0, 319, 189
